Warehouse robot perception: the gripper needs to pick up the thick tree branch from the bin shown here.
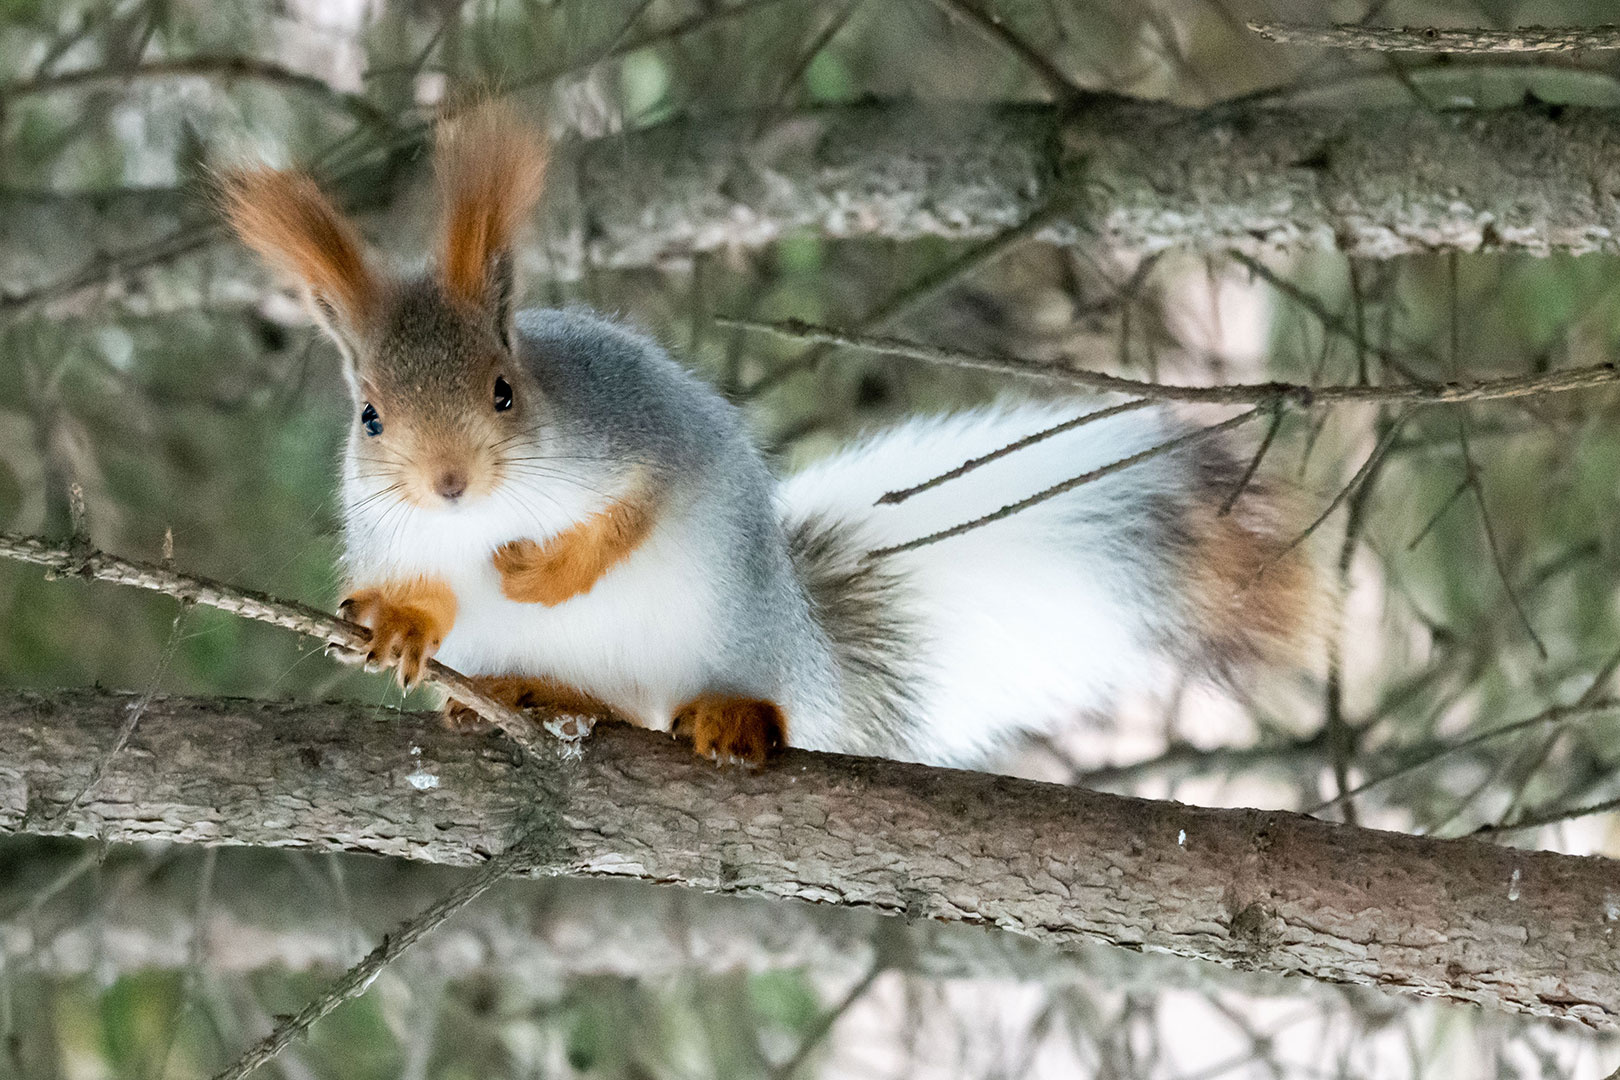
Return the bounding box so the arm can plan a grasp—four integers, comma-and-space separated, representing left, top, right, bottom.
14, 97, 1620, 314
1, 688, 1616, 1028
1250, 23, 1620, 54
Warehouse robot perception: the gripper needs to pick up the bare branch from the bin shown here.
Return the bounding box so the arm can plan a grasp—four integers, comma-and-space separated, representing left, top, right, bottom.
721, 318, 1620, 406
1307, 699, 1620, 815
2, 687, 1618, 1027
928, 0, 1086, 101
1219, 403, 1284, 515
1479, 793, 1620, 835
1258, 409, 1410, 578
3, 54, 386, 122
1250, 22, 1620, 54
867, 408, 1264, 558
0, 533, 544, 748
744, 193, 1078, 399
20, 96, 1620, 314
211, 841, 532, 1080
876, 399, 1153, 505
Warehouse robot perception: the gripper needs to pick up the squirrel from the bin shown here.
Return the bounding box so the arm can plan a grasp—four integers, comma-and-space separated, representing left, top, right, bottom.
220, 101, 1320, 768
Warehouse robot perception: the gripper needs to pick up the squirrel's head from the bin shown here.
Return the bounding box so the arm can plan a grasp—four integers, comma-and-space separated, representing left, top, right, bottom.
219, 100, 548, 509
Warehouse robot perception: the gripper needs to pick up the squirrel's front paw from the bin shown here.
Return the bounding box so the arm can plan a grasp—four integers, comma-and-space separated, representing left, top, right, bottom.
338, 588, 447, 690
672, 696, 786, 766
491, 539, 571, 605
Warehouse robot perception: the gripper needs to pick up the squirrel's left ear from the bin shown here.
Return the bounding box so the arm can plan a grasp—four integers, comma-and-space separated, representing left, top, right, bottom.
435, 99, 548, 349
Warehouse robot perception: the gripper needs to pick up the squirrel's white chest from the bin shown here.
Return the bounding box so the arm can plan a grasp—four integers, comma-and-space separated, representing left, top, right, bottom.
431, 519, 722, 728
345, 472, 725, 728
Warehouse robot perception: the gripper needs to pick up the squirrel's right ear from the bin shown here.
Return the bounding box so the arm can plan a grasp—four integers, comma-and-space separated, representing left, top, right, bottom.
217, 166, 379, 361
434, 100, 548, 348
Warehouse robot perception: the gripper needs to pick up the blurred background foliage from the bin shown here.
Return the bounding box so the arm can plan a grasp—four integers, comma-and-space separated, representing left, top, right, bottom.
6, 0, 1620, 1076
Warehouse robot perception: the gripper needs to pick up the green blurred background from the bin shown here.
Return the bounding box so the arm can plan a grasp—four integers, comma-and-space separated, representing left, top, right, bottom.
5, 0, 1620, 1076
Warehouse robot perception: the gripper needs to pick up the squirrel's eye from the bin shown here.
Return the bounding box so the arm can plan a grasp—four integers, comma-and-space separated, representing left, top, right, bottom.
493, 376, 513, 412
360, 403, 383, 437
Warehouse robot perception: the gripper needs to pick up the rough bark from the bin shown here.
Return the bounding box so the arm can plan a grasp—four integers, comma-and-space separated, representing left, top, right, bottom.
1250, 22, 1620, 54
2, 688, 1617, 1027
10, 98, 1620, 315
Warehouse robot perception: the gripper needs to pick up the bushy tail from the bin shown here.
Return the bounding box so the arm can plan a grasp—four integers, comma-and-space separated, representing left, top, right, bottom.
780, 402, 1320, 767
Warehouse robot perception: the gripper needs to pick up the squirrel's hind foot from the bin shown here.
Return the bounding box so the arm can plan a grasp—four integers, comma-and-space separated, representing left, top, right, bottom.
673, 696, 786, 767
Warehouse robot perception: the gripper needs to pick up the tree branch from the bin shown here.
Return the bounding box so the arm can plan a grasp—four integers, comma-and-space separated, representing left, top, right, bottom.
0, 533, 549, 749
721, 317, 1620, 405
2, 687, 1617, 1028
0, 842, 1077, 986
15, 96, 1620, 314
3, 55, 385, 122
1250, 23, 1620, 54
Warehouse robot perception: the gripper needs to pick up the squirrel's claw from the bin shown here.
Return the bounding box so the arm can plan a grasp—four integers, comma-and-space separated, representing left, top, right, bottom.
336, 588, 443, 691
671, 696, 785, 768
323, 641, 367, 666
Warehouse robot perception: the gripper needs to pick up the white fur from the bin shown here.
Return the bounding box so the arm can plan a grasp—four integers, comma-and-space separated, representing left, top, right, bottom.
343, 399, 1199, 765
342, 459, 721, 729
779, 401, 1185, 765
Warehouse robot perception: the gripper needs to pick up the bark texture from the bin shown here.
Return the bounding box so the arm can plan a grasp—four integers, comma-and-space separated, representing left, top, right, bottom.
2, 688, 1618, 1027
1250, 22, 1620, 53
11, 99, 1620, 315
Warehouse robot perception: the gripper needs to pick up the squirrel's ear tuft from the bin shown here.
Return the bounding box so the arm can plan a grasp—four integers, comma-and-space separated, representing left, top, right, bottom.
217, 166, 379, 330
434, 98, 548, 337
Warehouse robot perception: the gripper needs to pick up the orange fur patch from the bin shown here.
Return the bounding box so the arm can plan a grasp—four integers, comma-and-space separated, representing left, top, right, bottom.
435, 99, 549, 307
1184, 500, 1320, 673
492, 488, 657, 606
443, 673, 615, 732
218, 166, 378, 325
673, 695, 787, 765
340, 577, 457, 689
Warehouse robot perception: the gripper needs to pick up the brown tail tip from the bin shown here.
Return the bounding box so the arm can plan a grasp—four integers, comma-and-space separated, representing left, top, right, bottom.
1183, 479, 1326, 680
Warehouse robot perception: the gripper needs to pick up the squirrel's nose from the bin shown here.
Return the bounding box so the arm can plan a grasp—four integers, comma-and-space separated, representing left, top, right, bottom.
434, 470, 468, 501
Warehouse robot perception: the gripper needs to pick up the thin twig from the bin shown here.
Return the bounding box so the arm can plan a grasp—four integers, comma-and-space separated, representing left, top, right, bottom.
209, 841, 532, 1080
1319, 409, 1399, 826
866, 407, 1263, 559
928, 0, 1086, 102
770, 960, 885, 1079
876, 399, 1153, 505
1249, 22, 1620, 53
1231, 253, 1436, 383
1444, 254, 1545, 660
44, 604, 189, 823
750, 0, 864, 140
4, 54, 387, 122
1406, 477, 1470, 550
719, 318, 1620, 407
1219, 402, 1284, 515
1307, 699, 1620, 815
1458, 421, 1547, 659
743, 195, 1078, 399
1476, 793, 1620, 835
1257, 410, 1411, 580
0, 533, 540, 748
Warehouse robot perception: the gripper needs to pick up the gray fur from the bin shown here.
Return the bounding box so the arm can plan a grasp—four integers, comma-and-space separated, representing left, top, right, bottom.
785, 515, 925, 758
512, 308, 849, 735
